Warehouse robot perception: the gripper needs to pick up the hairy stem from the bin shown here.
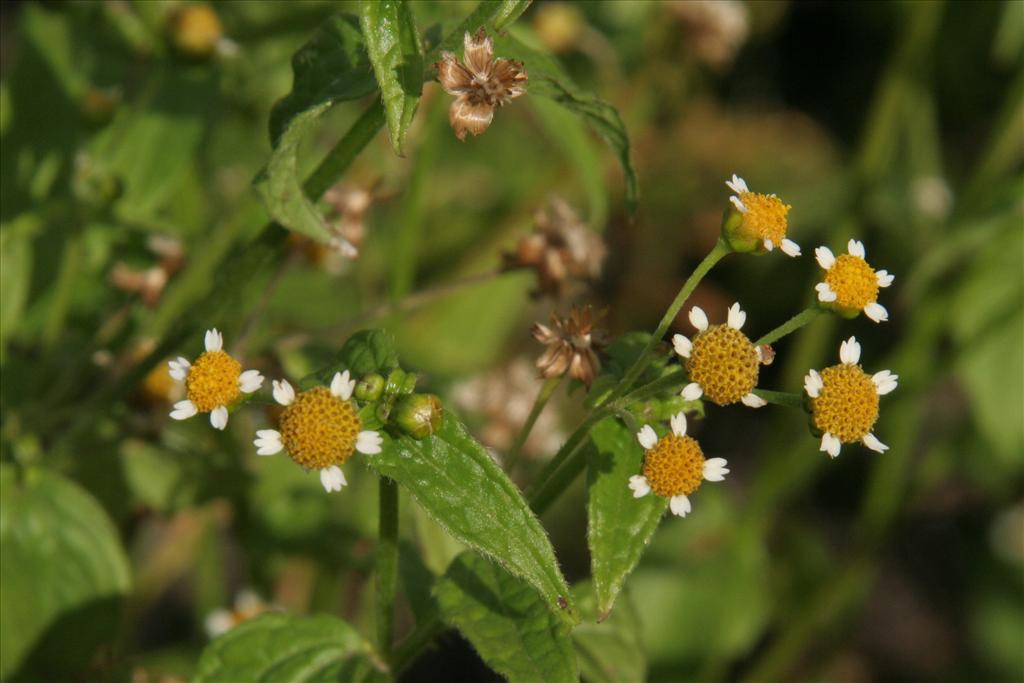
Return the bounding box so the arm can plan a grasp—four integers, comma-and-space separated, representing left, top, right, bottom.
605, 239, 730, 401
505, 376, 562, 474
376, 477, 399, 659
755, 306, 824, 347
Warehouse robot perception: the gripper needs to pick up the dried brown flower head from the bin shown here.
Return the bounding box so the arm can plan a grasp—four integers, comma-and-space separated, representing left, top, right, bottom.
323, 183, 376, 258
668, 0, 749, 69
505, 197, 606, 298
435, 28, 528, 141
532, 304, 607, 386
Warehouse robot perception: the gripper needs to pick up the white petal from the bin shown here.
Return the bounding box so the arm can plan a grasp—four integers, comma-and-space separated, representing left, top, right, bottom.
205, 328, 223, 352
804, 369, 823, 398
681, 382, 703, 402
628, 475, 651, 498
815, 246, 835, 270
755, 345, 764, 362
238, 369, 264, 393
862, 433, 889, 453
254, 430, 283, 456
726, 174, 749, 194
873, 370, 899, 395
839, 336, 861, 365
727, 302, 746, 330
669, 495, 692, 517
210, 406, 229, 430
730, 196, 747, 213
205, 610, 234, 638
847, 239, 866, 258
637, 425, 658, 450
864, 302, 889, 323
330, 370, 355, 400
689, 306, 708, 332
272, 379, 295, 406
763, 238, 774, 251
672, 334, 692, 358
876, 270, 895, 287
816, 282, 838, 303
781, 239, 802, 257
670, 412, 687, 437
168, 357, 191, 381
741, 392, 767, 408
820, 433, 841, 458
356, 430, 383, 455
320, 466, 346, 493
170, 399, 198, 420
703, 457, 730, 481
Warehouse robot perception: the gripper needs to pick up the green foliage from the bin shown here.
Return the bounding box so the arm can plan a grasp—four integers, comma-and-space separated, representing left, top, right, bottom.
367, 414, 575, 623
193, 613, 386, 683
360, 1, 424, 156
0, 465, 131, 680
434, 552, 578, 683
325, 329, 401, 379
586, 417, 666, 617
571, 581, 646, 683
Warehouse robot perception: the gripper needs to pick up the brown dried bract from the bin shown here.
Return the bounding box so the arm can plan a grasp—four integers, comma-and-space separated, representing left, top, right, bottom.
435, 28, 528, 141
505, 197, 606, 298
532, 304, 607, 387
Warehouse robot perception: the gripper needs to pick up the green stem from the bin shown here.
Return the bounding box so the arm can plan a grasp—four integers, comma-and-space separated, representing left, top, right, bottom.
391, 614, 444, 673
606, 240, 730, 402
376, 477, 399, 659
754, 306, 824, 347
752, 389, 805, 409
505, 376, 562, 474
527, 407, 612, 515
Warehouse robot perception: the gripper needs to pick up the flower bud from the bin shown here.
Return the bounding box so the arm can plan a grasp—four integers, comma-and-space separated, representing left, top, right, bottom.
168, 4, 223, 60
720, 206, 760, 253
394, 394, 443, 439
355, 374, 385, 402
384, 369, 409, 397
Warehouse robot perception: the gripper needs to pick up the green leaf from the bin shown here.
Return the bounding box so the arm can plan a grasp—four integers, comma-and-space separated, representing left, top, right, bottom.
360, 0, 424, 156
493, 31, 639, 213
586, 416, 666, 617
366, 414, 576, 623
434, 552, 578, 683
194, 613, 387, 683
268, 14, 377, 146
328, 329, 401, 379
0, 465, 131, 680
426, 1, 534, 58
571, 581, 646, 683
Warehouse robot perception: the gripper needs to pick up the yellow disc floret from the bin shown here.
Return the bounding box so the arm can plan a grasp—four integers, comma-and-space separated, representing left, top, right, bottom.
738, 192, 791, 246
811, 364, 879, 442
278, 387, 362, 470
686, 325, 759, 405
825, 255, 879, 309
186, 351, 241, 412
642, 434, 705, 498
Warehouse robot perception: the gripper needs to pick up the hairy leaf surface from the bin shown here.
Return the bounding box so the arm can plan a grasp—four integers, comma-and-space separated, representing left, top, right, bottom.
194, 613, 386, 683
365, 415, 576, 623
0, 466, 131, 680
434, 552, 578, 683
360, 0, 424, 156
586, 417, 666, 617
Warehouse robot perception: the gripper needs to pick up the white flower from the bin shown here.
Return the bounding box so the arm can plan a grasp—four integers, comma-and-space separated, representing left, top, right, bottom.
724, 174, 799, 257
676, 303, 763, 408
814, 241, 893, 323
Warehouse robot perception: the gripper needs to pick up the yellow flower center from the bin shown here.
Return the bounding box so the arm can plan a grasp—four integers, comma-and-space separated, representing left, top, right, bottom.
186, 351, 241, 412
278, 387, 362, 470
824, 254, 879, 309
811, 364, 879, 443
686, 325, 760, 405
642, 434, 705, 498
738, 192, 791, 246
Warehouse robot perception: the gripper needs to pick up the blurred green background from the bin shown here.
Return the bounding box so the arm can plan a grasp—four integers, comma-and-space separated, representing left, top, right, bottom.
1, 1, 1022, 681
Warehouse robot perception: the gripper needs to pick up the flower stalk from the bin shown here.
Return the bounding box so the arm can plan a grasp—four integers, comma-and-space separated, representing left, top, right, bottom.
376, 477, 399, 658
504, 375, 562, 474
754, 305, 824, 347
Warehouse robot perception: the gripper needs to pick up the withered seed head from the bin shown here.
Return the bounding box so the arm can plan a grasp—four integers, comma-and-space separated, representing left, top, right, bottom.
531, 304, 607, 387
505, 197, 606, 298
435, 28, 528, 141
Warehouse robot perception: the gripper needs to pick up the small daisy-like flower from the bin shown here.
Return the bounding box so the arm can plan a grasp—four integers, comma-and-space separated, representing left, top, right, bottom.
724, 174, 800, 257
168, 329, 263, 430
814, 239, 894, 323
254, 371, 382, 493
804, 336, 898, 458
205, 589, 271, 639
673, 303, 767, 408
628, 412, 729, 517
435, 28, 528, 141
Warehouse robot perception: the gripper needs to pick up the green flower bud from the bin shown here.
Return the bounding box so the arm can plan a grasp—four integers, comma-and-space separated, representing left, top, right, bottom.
394, 394, 443, 439
355, 374, 385, 402
400, 372, 418, 395
384, 369, 407, 397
